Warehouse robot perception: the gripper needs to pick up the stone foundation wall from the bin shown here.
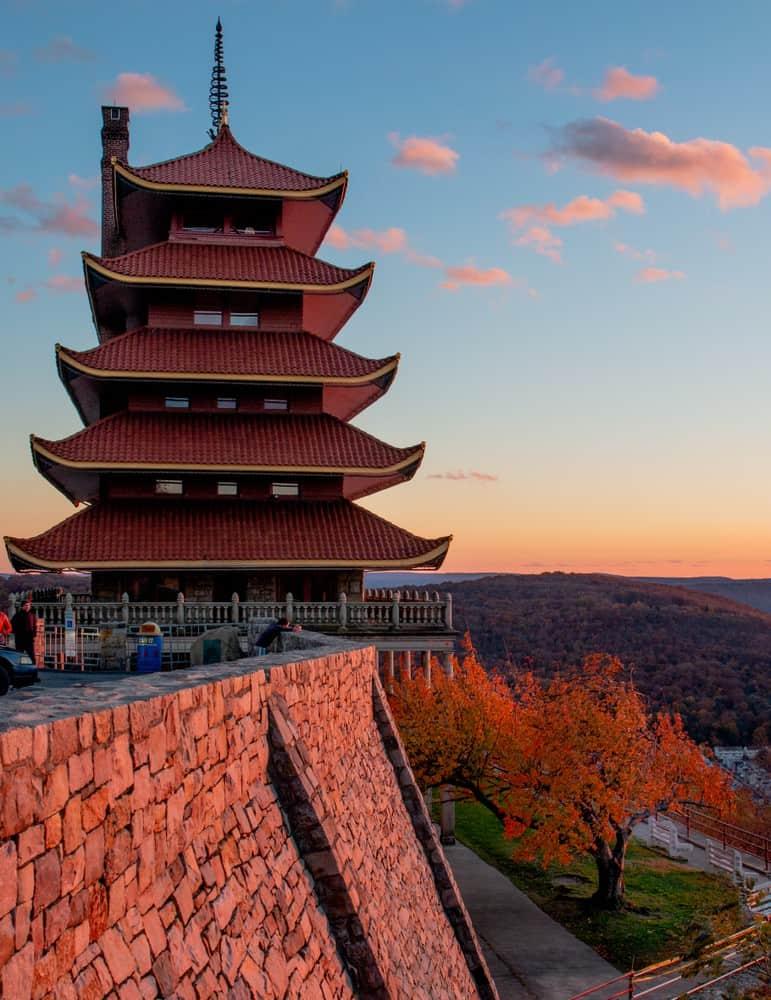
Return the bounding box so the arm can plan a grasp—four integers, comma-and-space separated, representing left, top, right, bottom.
0, 639, 495, 999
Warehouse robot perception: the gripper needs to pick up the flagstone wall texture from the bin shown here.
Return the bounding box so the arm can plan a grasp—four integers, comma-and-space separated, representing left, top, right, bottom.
0, 640, 495, 999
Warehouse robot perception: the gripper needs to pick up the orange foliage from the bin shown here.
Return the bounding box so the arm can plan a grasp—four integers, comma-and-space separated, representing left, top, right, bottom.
390, 644, 734, 907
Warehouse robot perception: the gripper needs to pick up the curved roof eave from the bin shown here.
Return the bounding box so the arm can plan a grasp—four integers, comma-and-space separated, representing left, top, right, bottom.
113, 159, 348, 201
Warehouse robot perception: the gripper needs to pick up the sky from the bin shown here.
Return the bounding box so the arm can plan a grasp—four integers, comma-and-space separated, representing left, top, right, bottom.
4, 0, 771, 577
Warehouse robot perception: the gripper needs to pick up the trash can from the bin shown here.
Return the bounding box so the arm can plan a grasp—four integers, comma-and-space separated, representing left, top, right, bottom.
136, 622, 163, 673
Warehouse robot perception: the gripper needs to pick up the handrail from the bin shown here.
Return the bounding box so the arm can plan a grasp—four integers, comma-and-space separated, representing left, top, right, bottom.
568, 925, 765, 1000
671, 805, 770, 872
18, 590, 454, 632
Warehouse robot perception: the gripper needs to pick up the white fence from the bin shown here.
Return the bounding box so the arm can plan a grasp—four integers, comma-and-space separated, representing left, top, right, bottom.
12, 589, 453, 633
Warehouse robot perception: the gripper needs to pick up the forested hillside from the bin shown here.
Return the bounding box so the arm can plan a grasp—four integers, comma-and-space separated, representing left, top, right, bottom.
0, 573, 90, 606
445, 573, 771, 746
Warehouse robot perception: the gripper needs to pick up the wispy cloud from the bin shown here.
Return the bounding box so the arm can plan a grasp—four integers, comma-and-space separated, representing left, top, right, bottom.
0, 185, 97, 237
0, 51, 17, 77
515, 226, 563, 262
548, 117, 771, 209
15, 288, 36, 303
326, 225, 407, 254
635, 266, 685, 283
35, 36, 94, 63
0, 102, 31, 117
428, 470, 499, 481
440, 264, 514, 291
389, 132, 459, 175
503, 189, 644, 230
325, 224, 443, 268
528, 58, 564, 91
614, 241, 656, 262
44, 275, 81, 292
103, 73, 186, 113
594, 67, 660, 102
47, 247, 63, 268
68, 173, 99, 191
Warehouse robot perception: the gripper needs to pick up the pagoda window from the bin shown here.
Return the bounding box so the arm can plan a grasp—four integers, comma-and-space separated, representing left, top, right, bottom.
217, 481, 239, 496
193, 310, 223, 327
164, 396, 190, 409
216, 397, 238, 410
232, 207, 276, 235
229, 312, 259, 328
155, 479, 183, 495
182, 208, 223, 233
264, 398, 288, 412
271, 482, 299, 498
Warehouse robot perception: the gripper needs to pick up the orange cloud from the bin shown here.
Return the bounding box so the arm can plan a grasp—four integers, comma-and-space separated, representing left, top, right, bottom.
68, 173, 98, 191
440, 264, 513, 291
614, 241, 656, 262
325, 225, 408, 253
595, 67, 660, 102
515, 226, 563, 263
550, 117, 771, 209
427, 470, 499, 482
35, 36, 94, 63
45, 275, 81, 292
325, 225, 442, 268
0, 51, 17, 77
15, 288, 35, 303
0, 102, 31, 117
503, 189, 644, 229
529, 58, 564, 91
389, 133, 459, 175
104, 73, 185, 113
636, 266, 685, 283
0, 185, 97, 237
47, 247, 63, 268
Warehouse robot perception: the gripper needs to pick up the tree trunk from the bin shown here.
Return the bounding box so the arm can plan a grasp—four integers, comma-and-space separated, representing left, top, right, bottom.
591, 830, 628, 909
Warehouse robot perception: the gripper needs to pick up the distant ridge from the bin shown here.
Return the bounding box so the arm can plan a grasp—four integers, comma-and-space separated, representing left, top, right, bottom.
638, 576, 771, 615
437, 572, 771, 746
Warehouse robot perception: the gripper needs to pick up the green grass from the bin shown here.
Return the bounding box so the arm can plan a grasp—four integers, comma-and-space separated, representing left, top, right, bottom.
451, 800, 744, 970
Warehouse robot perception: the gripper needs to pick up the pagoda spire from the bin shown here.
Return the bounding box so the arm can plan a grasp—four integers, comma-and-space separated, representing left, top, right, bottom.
208, 17, 229, 141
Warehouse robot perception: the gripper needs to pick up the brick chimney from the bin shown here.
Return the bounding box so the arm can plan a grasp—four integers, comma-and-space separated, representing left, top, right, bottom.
100, 106, 129, 258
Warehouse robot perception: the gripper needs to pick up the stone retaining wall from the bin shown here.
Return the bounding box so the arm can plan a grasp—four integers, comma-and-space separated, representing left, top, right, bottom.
0, 638, 495, 998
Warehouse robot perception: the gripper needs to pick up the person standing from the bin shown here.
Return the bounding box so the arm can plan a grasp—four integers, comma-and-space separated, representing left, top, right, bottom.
11, 599, 37, 659
0, 608, 11, 646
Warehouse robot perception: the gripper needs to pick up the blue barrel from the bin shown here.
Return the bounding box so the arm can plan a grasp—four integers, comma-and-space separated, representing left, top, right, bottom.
136, 622, 163, 673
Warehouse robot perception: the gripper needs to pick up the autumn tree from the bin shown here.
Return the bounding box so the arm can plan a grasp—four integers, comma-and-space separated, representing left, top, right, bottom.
390, 645, 733, 909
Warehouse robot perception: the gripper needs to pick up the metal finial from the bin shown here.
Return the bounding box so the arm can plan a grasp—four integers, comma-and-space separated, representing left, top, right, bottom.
208, 17, 229, 141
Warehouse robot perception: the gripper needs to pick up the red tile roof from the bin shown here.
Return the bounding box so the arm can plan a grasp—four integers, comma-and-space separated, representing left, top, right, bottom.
33, 412, 423, 474
84, 242, 372, 290
5, 501, 450, 570
58, 328, 396, 381
121, 126, 346, 195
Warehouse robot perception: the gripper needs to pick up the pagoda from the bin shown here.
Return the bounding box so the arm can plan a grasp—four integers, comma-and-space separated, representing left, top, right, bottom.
4, 23, 451, 606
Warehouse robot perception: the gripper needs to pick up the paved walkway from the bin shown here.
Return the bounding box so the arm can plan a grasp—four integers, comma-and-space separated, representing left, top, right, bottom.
445, 842, 622, 1000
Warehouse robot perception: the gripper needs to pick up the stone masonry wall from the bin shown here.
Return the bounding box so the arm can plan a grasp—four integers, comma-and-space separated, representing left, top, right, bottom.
0, 638, 495, 999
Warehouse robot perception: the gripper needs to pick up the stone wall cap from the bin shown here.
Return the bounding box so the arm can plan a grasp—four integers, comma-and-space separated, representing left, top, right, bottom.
0, 631, 372, 734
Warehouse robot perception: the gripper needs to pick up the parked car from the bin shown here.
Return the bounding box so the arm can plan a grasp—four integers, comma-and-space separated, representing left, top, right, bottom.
0, 648, 39, 695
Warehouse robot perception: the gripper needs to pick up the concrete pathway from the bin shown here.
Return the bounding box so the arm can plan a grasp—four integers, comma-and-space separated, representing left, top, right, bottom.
444, 842, 622, 1000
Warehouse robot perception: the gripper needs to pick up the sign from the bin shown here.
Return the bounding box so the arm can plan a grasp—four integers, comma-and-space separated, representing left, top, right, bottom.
64, 610, 77, 659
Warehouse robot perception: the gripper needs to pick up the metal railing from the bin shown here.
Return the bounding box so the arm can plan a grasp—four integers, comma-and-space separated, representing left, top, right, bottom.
568, 925, 767, 999
671, 805, 770, 873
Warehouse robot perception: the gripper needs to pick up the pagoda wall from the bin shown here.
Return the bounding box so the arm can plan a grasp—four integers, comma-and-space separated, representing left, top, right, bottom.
147, 294, 301, 331
126, 385, 322, 414
0, 640, 494, 999
104, 477, 343, 502
281, 199, 335, 256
